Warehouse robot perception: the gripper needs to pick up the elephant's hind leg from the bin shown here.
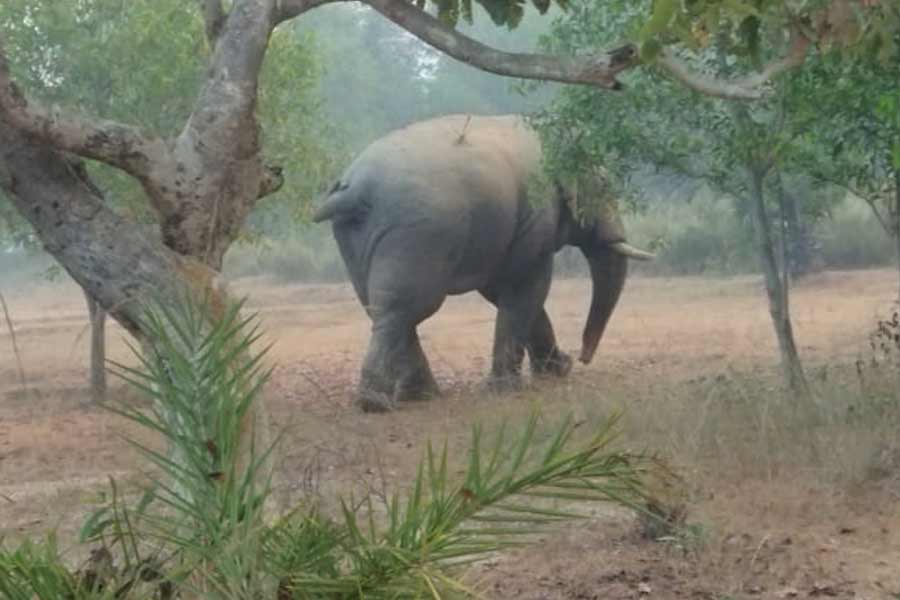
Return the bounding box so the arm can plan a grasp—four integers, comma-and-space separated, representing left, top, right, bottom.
359, 319, 440, 412
394, 330, 439, 401
359, 277, 444, 412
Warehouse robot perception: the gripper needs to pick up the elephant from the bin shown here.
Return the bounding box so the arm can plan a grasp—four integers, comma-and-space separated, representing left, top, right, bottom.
313, 114, 652, 412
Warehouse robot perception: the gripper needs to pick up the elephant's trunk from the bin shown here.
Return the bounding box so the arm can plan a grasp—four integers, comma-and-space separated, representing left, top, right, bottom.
579, 248, 628, 364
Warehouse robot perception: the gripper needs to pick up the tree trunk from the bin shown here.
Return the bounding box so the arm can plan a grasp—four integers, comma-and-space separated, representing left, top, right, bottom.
775, 176, 813, 278
0, 1, 284, 523
894, 169, 900, 304
769, 171, 813, 278
82, 286, 107, 402
748, 167, 812, 399
0, 124, 216, 334
0, 118, 270, 515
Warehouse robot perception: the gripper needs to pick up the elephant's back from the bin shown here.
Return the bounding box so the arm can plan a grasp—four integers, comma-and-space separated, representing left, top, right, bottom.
338, 115, 543, 294
347, 114, 540, 209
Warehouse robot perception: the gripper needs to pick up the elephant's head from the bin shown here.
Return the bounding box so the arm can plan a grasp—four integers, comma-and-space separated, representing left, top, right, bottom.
560, 171, 653, 364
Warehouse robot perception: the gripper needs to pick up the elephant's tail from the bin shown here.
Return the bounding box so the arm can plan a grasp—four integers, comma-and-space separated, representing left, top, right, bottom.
312, 181, 364, 223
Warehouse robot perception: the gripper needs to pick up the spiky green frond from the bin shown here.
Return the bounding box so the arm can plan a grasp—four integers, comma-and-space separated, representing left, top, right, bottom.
4, 293, 669, 599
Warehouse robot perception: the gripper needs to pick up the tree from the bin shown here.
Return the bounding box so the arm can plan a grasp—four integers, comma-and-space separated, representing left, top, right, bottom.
528, 0, 892, 397
0, 0, 335, 399
791, 50, 900, 300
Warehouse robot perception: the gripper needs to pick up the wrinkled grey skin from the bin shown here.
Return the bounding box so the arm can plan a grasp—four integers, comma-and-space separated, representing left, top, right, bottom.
314, 115, 651, 412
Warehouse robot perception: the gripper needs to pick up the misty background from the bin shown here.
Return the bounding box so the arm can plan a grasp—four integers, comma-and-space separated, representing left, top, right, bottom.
0, 4, 892, 287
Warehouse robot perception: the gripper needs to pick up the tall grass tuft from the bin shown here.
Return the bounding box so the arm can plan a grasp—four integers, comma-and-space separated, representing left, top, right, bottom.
0, 294, 665, 599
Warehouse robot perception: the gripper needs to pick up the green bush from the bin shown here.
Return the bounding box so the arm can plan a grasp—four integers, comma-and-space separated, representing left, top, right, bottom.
224, 235, 346, 283
222, 191, 897, 284
816, 199, 894, 269
625, 193, 756, 277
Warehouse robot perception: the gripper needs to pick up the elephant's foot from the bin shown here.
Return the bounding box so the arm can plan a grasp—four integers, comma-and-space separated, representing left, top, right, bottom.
358, 368, 440, 411
358, 367, 396, 413
484, 372, 524, 395
396, 387, 440, 403
531, 349, 573, 378
395, 369, 440, 403
357, 388, 395, 413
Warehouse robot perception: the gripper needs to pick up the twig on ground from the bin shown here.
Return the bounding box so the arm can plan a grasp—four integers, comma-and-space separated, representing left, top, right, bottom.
742, 534, 770, 592
0, 289, 30, 396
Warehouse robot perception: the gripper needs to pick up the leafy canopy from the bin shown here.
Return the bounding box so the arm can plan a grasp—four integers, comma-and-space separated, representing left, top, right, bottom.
635, 0, 898, 63
0, 0, 338, 238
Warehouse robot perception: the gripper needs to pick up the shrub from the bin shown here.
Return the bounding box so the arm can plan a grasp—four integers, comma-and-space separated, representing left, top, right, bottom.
625, 194, 756, 277
224, 235, 346, 283
0, 294, 665, 599
816, 198, 894, 269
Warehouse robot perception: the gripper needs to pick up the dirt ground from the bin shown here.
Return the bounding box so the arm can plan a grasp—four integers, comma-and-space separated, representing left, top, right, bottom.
1, 268, 899, 599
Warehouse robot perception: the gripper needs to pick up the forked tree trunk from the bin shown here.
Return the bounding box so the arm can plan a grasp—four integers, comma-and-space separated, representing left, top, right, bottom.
748, 167, 812, 399
82, 286, 107, 402
0, 118, 271, 514
0, 1, 288, 525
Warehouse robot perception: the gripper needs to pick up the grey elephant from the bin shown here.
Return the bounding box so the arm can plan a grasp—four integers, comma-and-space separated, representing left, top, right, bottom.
314, 114, 652, 412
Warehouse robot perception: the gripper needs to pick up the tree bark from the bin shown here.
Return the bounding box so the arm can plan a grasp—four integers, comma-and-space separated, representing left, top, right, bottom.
783, 187, 812, 278
0, 3, 284, 270
748, 167, 812, 399
655, 29, 810, 101
82, 286, 107, 403
772, 172, 813, 278
0, 122, 221, 334
894, 168, 900, 304
0, 2, 289, 518
0, 118, 272, 507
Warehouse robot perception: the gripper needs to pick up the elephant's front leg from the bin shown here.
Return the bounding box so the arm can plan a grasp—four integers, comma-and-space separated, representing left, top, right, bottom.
489, 259, 553, 391
527, 309, 573, 378
359, 319, 439, 413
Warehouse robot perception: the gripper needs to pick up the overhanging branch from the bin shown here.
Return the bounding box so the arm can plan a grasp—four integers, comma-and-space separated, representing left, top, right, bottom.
360, 0, 638, 88
0, 46, 170, 179
656, 29, 811, 101
277, 0, 340, 22
258, 164, 285, 198
0, 117, 189, 338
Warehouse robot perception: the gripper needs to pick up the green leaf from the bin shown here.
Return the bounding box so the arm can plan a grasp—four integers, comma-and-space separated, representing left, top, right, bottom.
639, 0, 677, 41
640, 39, 663, 62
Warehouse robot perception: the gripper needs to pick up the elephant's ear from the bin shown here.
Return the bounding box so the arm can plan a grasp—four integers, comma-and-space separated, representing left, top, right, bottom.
573, 168, 627, 244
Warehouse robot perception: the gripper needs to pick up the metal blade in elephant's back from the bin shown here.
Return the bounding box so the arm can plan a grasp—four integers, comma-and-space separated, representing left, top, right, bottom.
579, 248, 628, 364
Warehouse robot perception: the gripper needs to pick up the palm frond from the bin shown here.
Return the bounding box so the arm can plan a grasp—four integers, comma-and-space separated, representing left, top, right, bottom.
5, 292, 671, 600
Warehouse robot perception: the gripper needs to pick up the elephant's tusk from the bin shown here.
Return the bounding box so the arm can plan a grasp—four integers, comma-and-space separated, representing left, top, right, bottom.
610, 242, 655, 261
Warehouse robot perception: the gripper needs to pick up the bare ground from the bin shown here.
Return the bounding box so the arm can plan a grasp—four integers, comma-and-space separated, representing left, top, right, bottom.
1, 269, 900, 599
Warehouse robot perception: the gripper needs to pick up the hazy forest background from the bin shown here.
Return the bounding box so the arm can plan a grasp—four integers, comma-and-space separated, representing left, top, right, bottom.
3, 2, 900, 597
1, 2, 892, 285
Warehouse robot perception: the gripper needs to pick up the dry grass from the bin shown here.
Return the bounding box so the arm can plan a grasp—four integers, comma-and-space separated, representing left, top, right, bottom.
2, 268, 900, 597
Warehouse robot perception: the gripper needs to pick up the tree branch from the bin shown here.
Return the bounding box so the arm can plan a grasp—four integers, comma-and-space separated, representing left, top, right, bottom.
198, 0, 227, 45
360, 0, 638, 89
656, 28, 811, 101
0, 46, 170, 179
257, 163, 285, 198
277, 0, 339, 22
0, 117, 211, 339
